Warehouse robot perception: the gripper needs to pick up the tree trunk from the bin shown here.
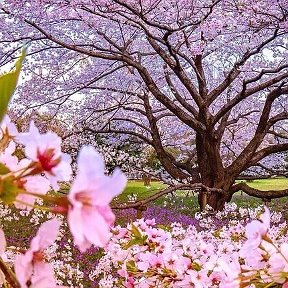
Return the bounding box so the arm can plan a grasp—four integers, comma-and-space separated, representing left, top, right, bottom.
198, 191, 232, 211
143, 174, 151, 186
196, 131, 234, 210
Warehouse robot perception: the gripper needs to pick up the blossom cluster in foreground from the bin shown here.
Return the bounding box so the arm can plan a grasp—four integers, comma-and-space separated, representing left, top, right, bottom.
92, 205, 288, 288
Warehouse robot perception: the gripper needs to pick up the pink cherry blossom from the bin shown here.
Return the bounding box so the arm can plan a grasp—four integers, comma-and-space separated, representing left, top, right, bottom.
14, 218, 62, 288
0, 142, 51, 209
67, 145, 127, 252
175, 269, 210, 288
0, 141, 19, 169
0, 229, 6, 256
268, 243, 288, 283
17, 122, 72, 190
0, 115, 18, 140
244, 206, 270, 249
14, 175, 51, 211
0, 228, 6, 285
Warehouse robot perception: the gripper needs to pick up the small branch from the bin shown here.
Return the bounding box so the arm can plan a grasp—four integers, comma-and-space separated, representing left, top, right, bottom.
0, 257, 21, 288
268, 130, 288, 140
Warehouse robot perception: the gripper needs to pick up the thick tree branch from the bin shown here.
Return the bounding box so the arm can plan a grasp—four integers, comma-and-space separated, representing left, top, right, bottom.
208, 29, 281, 104
213, 72, 288, 125
231, 183, 288, 200
163, 64, 198, 117
143, 93, 189, 179
146, 35, 203, 108
83, 127, 153, 145
112, 183, 224, 209
249, 143, 288, 166
227, 86, 288, 176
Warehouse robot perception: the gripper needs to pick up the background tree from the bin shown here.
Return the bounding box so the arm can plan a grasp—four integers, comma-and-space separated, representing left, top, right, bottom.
10, 110, 147, 178
0, 0, 287, 209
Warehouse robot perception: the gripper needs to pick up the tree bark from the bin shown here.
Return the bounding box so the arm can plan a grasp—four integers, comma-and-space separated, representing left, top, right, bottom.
196, 131, 234, 210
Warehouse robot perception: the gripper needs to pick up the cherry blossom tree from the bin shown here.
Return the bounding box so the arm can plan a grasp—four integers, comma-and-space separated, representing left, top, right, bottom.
0, 0, 287, 209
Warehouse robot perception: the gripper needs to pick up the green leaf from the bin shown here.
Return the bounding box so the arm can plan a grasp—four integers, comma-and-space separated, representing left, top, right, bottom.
191, 261, 202, 272
126, 260, 138, 272
0, 163, 10, 175
122, 238, 142, 249
0, 48, 26, 122
0, 176, 22, 204
156, 224, 172, 232
130, 224, 142, 238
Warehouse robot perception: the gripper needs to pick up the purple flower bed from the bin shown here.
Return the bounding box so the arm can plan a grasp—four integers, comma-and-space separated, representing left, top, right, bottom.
115, 205, 198, 227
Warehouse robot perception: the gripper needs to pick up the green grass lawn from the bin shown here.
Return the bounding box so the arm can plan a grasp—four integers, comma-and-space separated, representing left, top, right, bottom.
119, 178, 288, 201
238, 178, 288, 190
114, 180, 166, 202
113, 178, 288, 217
